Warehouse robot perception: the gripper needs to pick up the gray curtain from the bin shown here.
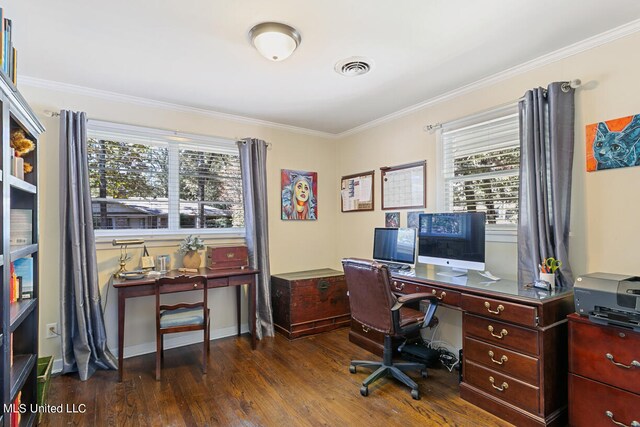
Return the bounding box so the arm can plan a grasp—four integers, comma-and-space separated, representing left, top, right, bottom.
60, 111, 117, 380
518, 83, 575, 287
237, 138, 273, 339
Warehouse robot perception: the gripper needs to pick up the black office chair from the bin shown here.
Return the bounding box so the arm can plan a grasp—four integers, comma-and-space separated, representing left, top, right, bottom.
342, 258, 439, 400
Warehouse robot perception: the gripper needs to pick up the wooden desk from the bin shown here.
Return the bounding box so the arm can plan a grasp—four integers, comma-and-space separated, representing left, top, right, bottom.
112, 267, 259, 381
349, 266, 574, 427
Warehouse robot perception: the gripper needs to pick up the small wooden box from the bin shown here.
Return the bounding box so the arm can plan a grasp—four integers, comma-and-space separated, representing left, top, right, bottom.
206, 246, 249, 270
271, 269, 350, 339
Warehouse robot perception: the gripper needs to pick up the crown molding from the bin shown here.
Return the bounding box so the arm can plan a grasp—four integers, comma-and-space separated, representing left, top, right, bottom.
20, 18, 640, 140
19, 76, 338, 139
335, 18, 640, 138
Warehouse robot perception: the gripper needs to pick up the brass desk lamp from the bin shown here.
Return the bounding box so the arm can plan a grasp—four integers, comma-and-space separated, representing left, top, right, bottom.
112, 239, 144, 278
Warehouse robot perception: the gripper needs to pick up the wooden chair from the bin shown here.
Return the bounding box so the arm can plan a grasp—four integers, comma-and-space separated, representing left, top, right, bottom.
155, 275, 210, 380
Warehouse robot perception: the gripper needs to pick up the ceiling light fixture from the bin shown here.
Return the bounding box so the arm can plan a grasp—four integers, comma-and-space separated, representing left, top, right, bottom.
249, 22, 301, 62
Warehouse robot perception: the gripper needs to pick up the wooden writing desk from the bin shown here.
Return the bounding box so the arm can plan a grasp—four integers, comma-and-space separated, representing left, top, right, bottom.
349, 266, 574, 427
112, 267, 259, 381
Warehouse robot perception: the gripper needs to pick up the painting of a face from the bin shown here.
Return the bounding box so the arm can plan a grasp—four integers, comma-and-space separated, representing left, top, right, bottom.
586, 114, 640, 171
295, 180, 309, 202
281, 169, 318, 220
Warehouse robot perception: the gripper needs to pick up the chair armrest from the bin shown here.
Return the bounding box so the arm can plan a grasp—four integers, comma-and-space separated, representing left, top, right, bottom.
391, 292, 439, 310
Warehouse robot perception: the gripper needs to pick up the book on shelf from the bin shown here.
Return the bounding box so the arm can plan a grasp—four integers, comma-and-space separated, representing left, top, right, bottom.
10, 209, 32, 245
0, 8, 4, 71
13, 257, 33, 298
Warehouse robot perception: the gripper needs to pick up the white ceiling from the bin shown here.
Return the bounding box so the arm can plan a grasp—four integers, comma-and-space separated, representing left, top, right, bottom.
8, 1, 640, 134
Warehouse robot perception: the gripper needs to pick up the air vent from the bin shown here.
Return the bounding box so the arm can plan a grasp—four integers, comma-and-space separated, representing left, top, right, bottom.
335, 57, 373, 77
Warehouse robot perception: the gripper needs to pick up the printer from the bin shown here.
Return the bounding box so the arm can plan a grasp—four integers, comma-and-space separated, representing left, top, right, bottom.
574, 272, 640, 331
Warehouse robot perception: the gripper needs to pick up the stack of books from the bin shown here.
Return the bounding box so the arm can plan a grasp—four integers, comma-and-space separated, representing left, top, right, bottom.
0, 8, 17, 84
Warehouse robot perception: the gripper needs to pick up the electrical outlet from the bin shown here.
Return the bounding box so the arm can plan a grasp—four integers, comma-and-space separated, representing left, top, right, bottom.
46, 323, 58, 339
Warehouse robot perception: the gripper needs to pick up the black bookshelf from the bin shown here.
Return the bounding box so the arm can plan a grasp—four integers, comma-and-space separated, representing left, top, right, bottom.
1, 68, 44, 426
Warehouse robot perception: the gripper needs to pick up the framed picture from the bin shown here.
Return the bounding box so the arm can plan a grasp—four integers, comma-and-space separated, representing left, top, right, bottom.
586, 114, 640, 171
281, 169, 318, 220
407, 211, 423, 230
385, 212, 400, 228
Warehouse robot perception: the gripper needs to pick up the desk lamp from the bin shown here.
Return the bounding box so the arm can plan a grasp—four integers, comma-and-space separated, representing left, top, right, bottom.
112, 239, 144, 278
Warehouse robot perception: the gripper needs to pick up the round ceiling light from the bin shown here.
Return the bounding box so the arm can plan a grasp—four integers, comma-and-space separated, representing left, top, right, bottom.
249, 22, 301, 62
335, 57, 374, 77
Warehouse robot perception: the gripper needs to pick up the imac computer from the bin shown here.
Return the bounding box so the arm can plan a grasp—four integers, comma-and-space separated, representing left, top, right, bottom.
418, 212, 486, 277
373, 227, 416, 271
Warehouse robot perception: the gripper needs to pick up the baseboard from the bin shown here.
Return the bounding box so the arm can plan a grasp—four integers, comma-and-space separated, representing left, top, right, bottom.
51, 323, 249, 374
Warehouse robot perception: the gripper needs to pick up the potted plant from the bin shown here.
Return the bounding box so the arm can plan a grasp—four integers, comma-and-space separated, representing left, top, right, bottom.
179, 235, 205, 269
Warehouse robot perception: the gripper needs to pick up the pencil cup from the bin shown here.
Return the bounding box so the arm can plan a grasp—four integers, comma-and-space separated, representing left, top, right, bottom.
539, 272, 555, 289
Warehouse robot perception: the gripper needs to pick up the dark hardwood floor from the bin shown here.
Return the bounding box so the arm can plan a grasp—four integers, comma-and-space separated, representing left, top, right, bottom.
42, 329, 511, 426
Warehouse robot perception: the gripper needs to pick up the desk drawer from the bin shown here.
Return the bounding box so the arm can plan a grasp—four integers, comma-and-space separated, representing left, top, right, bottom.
390, 280, 460, 307
160, 280, 207, 293
207, 277, 229, 288
569, 317, 640, 394
228, 274, 253, 287
569, 374, 640, 427
465, 360, 539, 414
464, 336, 538, 385
464, 314, 539, 356
462, 294, 537, 328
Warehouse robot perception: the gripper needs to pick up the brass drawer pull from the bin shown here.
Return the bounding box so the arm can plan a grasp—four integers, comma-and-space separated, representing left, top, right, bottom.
362, 325, 370, 333
605, 410, 640, 427
487, 325, 508, 339
393, 281, 405, 291
484, 301, 504, 315
431, 289, 446, 300
605, 353, 640, 369
489, 376, 508, 392
488, 350, 508, 365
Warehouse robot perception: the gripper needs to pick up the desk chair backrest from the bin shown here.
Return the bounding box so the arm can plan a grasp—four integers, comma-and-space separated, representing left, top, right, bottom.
342, 258, 397, 335
155, 275, 209, 322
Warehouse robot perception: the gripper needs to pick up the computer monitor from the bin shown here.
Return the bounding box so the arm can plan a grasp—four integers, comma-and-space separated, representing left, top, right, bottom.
373, 227, 416, 269
418, 212, 486, 276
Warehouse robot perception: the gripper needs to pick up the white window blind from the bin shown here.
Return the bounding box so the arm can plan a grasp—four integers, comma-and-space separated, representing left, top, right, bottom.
441, 108, 520, 225
87, 120, 244, 235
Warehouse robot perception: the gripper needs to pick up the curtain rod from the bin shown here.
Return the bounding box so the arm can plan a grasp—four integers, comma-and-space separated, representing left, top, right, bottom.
423, 78, 582, 133
42, 110, 271, 147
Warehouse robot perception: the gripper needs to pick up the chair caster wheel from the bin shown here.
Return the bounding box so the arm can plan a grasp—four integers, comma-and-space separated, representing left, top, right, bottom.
421, 369, 428, 378
411, 389, 420, 400
349, 365, 356, 374
360, 386, 369, 397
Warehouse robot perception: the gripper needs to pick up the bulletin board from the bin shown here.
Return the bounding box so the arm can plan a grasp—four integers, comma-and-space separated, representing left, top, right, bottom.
340, 170, 375, 212
380, 161, 426, 210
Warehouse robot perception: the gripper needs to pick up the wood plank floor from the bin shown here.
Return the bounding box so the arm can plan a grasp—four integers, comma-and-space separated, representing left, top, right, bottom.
42, 329, 511, 426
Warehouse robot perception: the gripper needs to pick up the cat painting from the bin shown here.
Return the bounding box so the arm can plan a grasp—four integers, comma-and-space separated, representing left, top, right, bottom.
586, 114, 640, 171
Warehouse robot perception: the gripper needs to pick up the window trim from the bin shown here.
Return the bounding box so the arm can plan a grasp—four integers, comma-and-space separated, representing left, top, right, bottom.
435, 103, 519, 243
87, 120, 245, 239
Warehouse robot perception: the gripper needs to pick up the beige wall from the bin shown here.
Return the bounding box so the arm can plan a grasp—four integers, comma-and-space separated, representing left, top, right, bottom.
23, 85, 340, 361
335, 32, 640, 349
27, 30, 640, 362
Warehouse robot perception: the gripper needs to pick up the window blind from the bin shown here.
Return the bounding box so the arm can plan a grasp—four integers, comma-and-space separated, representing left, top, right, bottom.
442, 112, 520, 225
87, 121, 243, 233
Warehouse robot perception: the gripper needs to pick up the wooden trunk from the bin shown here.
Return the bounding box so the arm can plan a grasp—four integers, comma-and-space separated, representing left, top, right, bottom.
206, 246, 249, 270
271, 269, 350, 339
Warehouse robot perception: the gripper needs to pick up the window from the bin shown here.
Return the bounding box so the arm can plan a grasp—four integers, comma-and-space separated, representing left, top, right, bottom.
87, 121, 244, 236
440, 105, 520, 228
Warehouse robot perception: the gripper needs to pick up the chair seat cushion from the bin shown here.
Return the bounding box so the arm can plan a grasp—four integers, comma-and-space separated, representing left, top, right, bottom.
399, 307, 424, 327
160, 307, 205, 328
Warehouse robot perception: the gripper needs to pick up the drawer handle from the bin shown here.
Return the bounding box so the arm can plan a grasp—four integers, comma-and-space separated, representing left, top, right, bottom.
605, 411, 640, 427
431, 289, 446, 300
393, 281, 405, 291
193, 283, 198, 288
605, 353, 640, 369
489, 376, 508, 392
488, 350, 508, 365
487, 325, 508, 339
362, 325, 370, 333
484, 301, 504, 315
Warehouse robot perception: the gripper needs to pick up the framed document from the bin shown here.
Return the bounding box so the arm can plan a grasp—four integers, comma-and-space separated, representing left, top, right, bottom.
380, 161, 426, 210
341, 170, 374, 212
